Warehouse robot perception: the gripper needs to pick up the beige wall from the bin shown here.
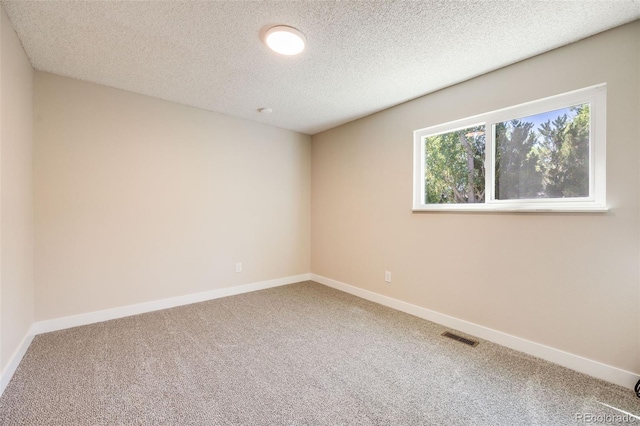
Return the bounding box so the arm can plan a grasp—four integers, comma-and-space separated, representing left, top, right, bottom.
34, 72, 310, 320
0, 5, 34, 372
311, 22, 640, 373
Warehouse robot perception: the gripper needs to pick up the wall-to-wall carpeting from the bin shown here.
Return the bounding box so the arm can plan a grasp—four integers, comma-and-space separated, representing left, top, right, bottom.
0, 282, 638, 425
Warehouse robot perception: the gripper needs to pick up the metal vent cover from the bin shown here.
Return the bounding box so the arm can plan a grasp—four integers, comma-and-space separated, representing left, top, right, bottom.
441, 331, 479, 347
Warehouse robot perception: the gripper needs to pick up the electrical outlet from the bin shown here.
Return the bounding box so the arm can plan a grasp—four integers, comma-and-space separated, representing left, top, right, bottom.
235, 262, 242, 273
385, 271, 391, 283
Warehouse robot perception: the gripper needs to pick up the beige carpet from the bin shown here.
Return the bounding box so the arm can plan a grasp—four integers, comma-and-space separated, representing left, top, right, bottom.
0, 281, 638, 425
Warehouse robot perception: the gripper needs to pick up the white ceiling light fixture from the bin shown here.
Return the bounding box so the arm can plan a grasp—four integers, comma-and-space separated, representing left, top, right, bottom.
264, 25, 306, 56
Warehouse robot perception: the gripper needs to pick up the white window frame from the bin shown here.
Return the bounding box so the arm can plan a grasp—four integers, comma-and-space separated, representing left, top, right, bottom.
412, 84, 607, 212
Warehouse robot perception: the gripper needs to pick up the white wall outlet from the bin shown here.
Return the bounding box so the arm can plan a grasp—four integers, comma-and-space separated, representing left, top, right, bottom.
384, 271, 391, 283
235, 262, 242, 273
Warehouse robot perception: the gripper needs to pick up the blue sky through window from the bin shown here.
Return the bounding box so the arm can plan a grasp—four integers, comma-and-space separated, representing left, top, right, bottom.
515, 105, 581, 133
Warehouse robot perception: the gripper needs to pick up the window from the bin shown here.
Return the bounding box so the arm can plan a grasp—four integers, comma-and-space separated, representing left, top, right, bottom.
413, 84, 606, 212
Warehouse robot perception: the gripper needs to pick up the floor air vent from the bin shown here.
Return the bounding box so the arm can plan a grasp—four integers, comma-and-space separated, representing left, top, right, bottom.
441, 331, 479, 347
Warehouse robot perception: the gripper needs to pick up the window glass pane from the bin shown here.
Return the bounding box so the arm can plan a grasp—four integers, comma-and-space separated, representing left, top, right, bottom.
495, 104, 590, 200
424, 125, 485, 204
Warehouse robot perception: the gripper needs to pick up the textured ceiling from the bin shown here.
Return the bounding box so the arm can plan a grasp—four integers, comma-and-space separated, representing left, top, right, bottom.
3, 1, 640, 135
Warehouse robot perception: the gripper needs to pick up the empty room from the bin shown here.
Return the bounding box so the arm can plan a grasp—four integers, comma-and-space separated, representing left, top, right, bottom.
1, 0, 640, 424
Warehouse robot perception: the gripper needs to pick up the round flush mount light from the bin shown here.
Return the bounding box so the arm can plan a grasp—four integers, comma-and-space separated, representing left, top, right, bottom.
257, 107, 272, 114
264, 25, 306, 56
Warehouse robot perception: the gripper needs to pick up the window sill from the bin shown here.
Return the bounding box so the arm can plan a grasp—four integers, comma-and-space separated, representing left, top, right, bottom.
412, 205, 609, 213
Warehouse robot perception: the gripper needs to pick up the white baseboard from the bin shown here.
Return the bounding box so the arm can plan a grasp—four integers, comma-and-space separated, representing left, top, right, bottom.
4, 272, 636, 398
311, 273, 640, 390
0, 273, 309, 399
0, 330, 34, 396
31, 273, 311, 335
